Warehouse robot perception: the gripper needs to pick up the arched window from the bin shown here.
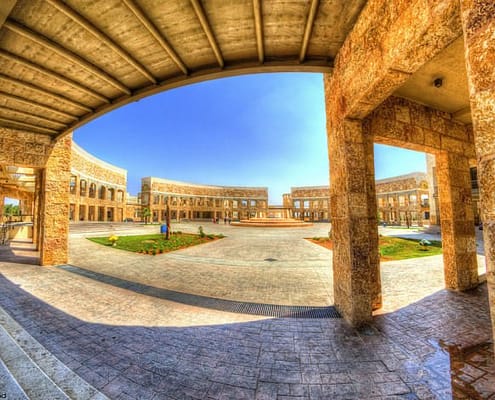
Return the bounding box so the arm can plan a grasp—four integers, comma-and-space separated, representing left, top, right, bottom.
89, 183, 96, 198
108, 188, 115, 201
80, 180, 87, 196
69, 176, 77, 194
99, 186, 106, 200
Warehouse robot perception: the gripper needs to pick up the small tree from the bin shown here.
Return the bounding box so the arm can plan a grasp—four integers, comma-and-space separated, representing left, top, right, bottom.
3, 204, 20, 216
142, 207, 151, 225
165, 204, 171, 240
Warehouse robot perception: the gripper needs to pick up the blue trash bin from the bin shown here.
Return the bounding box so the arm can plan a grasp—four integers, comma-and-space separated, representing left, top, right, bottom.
160, 224, 167, 234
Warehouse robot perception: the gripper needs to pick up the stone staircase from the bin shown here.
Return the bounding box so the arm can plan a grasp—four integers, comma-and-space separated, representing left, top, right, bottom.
0, 307, 108, 400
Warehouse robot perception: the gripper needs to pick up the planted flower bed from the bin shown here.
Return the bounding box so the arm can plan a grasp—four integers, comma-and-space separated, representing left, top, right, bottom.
88, 231, 224, 255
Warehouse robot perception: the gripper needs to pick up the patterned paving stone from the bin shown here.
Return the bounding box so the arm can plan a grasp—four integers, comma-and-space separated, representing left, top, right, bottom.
0, 223, 493, 399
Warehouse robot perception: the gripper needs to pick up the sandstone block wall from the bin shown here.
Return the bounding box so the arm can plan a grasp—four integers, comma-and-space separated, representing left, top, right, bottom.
141, 177, 269, 221
370, 97, 476, 158
69, 142, 127, 222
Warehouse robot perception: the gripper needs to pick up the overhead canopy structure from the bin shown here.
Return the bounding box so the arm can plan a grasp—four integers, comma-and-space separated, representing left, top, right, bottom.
0, 0, 471, 140
0, 0, 363, 138
0, 0, 493, 336
0, 165, 36, 192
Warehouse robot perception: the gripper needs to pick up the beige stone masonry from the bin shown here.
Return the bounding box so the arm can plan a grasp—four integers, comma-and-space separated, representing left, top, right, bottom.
327, 118, 381, 326
370, 97, 475, 157
326, 0, 462, 121
460, 0, 495, 347
69, 143, 127, 222
40, 134, 71, 266
0, 127, 53, 168
436, 152, 478, 290
325, 0, 479, 327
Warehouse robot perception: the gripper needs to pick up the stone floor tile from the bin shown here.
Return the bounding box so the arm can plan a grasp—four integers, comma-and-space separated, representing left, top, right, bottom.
0, 223, 493, 399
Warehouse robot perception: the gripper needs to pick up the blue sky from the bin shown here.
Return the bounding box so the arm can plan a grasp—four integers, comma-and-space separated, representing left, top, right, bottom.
74, 73, 426, 204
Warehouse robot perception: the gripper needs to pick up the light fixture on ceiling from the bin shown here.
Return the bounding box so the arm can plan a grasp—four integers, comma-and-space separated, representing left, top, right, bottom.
433, 77, 443, 88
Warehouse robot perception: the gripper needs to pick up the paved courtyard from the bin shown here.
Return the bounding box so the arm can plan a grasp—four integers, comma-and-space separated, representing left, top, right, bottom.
0, 222, 493, 399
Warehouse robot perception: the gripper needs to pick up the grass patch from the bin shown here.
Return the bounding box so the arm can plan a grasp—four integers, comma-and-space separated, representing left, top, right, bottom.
307, 236, 442, 261
378, 236, 442, 260
88, 232, 224, 255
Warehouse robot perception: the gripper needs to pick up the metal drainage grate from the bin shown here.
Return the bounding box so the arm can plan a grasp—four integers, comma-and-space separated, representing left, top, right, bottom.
58, 265, 341, 319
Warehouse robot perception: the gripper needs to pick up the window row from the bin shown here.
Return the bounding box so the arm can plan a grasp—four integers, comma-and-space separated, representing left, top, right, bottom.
69, 176, 124, 202
145, 194, 264, 208
293, 200, 329, 209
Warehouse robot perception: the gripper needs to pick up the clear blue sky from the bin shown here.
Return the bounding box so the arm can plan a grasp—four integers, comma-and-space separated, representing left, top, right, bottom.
74, 73, 426, 204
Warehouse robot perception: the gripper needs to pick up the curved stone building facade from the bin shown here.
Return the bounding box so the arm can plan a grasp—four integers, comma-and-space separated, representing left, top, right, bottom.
283, 186, 330, 221
283, 174, 430, 226
141, 177, 268, 222
69, 143, 127, 222
376, 172, 430, 226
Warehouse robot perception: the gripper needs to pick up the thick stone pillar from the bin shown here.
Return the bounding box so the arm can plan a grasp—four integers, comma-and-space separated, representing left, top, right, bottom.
33, 170, 42, 248
436, 152, 478, 290
460, 0, 495, 343
328, 118, 381, 326
40, 134, 71, 266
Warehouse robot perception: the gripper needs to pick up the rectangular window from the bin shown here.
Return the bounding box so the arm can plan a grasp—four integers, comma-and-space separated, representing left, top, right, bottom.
80, 180, 87, 197
69, 176, 77, 194
250, 200, 256, 207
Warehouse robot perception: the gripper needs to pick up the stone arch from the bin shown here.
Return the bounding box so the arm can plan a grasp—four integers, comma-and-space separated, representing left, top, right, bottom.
98, 186, 106, 200
89, 183, 96, 198
79, 179, 87, 197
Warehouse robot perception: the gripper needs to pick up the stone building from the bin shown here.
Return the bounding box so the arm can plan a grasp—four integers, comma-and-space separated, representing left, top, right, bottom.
426, 154, 481, 226
125, 193, 142, 222
283, 186, 330, 222
0, 1, 493, 336
69, 142, 127, 223
283, 174, 430, 225
141, 177, 268, 222
375, 172, 430, 226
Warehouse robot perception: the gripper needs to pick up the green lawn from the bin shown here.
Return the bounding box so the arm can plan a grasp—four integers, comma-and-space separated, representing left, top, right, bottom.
88, 232, 224, 255
308, 236, 442, 261
378, 236, 442, 260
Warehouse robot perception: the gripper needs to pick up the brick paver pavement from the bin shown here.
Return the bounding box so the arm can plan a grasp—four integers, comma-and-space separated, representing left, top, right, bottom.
0, 222, 492, 399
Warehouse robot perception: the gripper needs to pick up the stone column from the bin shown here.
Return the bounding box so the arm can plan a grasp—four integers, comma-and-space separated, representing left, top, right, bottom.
328, 118, 381, 326
40, 134, 71, 266
33, 170, 42, 248
436, 152, 478, 290
426, 153, 441, 228
460, 0, 495, 342
73, 201, 80, 222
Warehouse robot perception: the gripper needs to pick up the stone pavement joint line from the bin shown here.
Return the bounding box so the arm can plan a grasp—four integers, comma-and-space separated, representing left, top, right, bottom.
58, 264, 342, 319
